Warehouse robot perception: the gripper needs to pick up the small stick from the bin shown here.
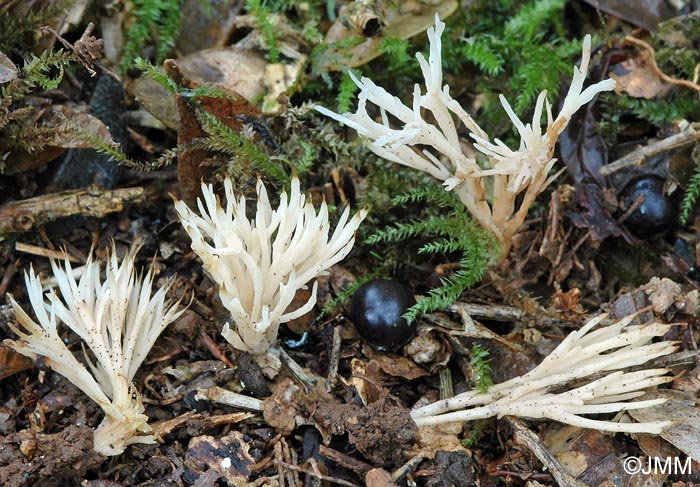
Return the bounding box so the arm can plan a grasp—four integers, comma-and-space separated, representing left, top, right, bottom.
318, 444, 373, 473
150, 411, 254, 438
326, 325, 342, 392
40, 23, 121, 81
449, 302, 523, 322
439, 368, 453, 401
15, 242, 82, 263
200, 331, 235, 368
0, 258, 21, 296
623, 36, 700, 93
507, 417, 588, 487
194, 386, 263, 411
0, 186, 145, 241
391, 452, 426, 482
279, 347, 318, 393
274, 460, 361, 487
599, 122, 700, 175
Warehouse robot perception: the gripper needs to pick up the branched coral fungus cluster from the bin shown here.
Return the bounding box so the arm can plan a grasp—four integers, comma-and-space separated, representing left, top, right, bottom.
6, 246, 184, 455
173, 177, 367, 355
411, 313, 676, 434
316, 14, 615, 257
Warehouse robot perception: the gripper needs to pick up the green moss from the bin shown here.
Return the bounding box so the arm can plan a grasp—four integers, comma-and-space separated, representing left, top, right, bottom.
121, 0, 184, 71
365, 183, 495, 323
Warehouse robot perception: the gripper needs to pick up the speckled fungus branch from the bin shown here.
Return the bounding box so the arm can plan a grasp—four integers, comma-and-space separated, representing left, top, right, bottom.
174, 176, 367, 355
316, 14, 615, 259
5, 246, 185, 455
411, 314, 676, 433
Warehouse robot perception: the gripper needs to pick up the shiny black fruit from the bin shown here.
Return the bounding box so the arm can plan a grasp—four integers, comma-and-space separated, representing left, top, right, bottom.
621, 175, 676, 238
350, 279, 417, 351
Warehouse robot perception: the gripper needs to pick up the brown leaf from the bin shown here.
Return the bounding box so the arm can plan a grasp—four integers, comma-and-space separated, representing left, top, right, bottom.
5, 104, 114, 175
0, 51, 17, 83
364, 346, 430, 380
164, 60, 259, 205
0, 345, 34, 380
176, 1, 242, 55
610, 51, 671, 99
628, 390, 700, 461
543, 427, 634, 485
567, 184, 625, 243
580, 0, 679, 31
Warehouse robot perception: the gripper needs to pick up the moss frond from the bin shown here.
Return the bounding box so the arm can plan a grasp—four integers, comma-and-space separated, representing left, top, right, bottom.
504, 0, 566, 41
336, 69, 360, 113
197, 111, 289, 184
680, 145, 700, 224
1, 50, 74, 151
246, 0, 281, 63
468, 343, 494, 393
460, 35, 505, 77
366, 187, 494, 323
121, 0, 184, 71
0, 1, 70, 56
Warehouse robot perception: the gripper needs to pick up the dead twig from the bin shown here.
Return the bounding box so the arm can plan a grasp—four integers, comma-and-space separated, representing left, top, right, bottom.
275, 459, 361, 487
194, 386, 263, 411
0, 186, 145, 241
275, 438, 300, 487
391, 452, 426, 482
40, 23, 120, 81
600, 122, 700, 175
0, 258, 20, 296
506, 417, 588, 487
15, 242, 82, 263
449, 302, 524, 322
318, 444, 373, 474
279, 347, 318, 393
326, 325, 342, 392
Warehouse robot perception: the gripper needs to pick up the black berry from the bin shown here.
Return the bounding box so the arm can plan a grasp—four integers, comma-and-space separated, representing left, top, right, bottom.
621, 175, 676, 238
350, 279, 417, 351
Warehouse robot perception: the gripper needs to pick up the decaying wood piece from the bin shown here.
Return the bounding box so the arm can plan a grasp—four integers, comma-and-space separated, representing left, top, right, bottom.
507, 417, 588, 487
599, 121, 700, 175
0, 185, 145, 241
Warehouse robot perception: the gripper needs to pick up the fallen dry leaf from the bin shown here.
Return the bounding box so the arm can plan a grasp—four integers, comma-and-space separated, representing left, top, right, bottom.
628, 390, 700, 461
610, 50, 671, 99
0, 344, 34, 380
164, 60, 259, 205
321, 0, 458, 70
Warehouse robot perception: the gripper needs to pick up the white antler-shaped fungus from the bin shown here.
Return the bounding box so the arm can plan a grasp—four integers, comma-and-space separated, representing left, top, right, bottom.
5, 246, 185, 455
411, 314, 676, 434
316, 14, 615, 258
174, 176, 367, 355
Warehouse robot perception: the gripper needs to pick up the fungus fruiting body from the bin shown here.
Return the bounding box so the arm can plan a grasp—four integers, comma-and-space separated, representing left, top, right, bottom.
411, 313, 676, 434
5, 246, 185, 455
350, 279, 417, 351
174, 176, 367, 355
316, 14, 616, 258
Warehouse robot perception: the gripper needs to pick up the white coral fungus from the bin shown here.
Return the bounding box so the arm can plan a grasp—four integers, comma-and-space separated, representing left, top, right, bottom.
316, 14, 616, 257
174, 177, 367, 355
5, 246, 185, 455
411, 314, 676, 433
